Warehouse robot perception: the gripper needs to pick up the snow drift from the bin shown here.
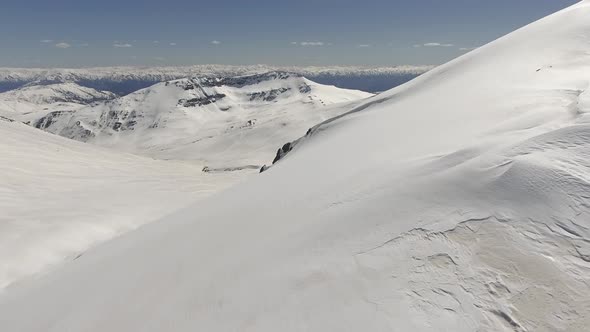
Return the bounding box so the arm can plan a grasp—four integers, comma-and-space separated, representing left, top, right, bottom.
2, 1, 590, 332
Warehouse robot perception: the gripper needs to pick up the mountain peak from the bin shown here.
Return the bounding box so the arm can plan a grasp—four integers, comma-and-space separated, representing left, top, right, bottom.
31, 73, 371, 165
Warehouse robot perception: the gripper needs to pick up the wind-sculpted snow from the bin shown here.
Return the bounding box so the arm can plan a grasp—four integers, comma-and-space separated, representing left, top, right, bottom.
0, 120, 245, 290
2, 2, 590, 331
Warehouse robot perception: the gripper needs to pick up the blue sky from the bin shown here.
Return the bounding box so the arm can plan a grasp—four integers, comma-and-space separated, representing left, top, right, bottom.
0, 0, 579, 67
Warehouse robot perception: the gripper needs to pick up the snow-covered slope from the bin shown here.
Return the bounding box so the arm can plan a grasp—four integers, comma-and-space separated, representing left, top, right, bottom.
0, 73, 370, 289
0, 118, 244, 290
0, 82, 115, 123
37, 72, 371, 168
2, 2, 590, 332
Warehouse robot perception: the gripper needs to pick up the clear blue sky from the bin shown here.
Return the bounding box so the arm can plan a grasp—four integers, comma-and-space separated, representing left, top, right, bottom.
0, 0, 579, 67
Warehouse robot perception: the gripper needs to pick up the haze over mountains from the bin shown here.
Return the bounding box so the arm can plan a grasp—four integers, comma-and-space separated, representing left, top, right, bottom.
0, 65, 431, 94
2, 1, 590, 331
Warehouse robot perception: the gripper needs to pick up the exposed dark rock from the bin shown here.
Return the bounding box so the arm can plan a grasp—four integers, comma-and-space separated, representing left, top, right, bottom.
272, 142, 293, 164
298, 83, 312, 93
34, 111, 74, 130
198, 72, 297, 88
261, 126, 317, 173
248, 87, 290, 101
180, 81, 196, 90
125, 120, 137, 130
180, 93, 227, 107
0, 116, 14, 123
204, 165, 260, 173
55, 119, 95, 141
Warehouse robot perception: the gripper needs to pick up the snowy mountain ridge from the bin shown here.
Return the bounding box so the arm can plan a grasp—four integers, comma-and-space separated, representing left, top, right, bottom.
1, 82, 115, 105
32, 71, 372, 168
0, 64, 433, 82
0, 64, 432, 94
0, 82, 116, 124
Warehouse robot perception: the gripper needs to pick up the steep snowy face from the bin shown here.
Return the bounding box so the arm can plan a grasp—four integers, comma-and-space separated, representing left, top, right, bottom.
2, 3, 590, 332
0, 82, 116, 123
37, 71, 371, 167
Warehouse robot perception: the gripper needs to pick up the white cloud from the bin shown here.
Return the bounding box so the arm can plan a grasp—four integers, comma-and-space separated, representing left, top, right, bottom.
422, 42, 454, 47
357, 44, 371, 48
41, 39, 53, 43
459, 46, 478, 51
153, 56, 166, 61
79, 43, 89, 47
169, 42, 177, 46
211, 40, 221, 45
54, 42, 71, 49
153, 40, 160, 44
294, 41, 325, 47
113, 43, 133, 48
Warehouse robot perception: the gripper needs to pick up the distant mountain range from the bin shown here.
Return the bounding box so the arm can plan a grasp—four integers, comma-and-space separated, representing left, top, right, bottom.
0, 65, 432, 95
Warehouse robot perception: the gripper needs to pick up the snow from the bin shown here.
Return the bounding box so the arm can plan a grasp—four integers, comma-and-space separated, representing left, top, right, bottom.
0, 119, 247, 290
0, 73, 370, 290
2, 1, 590, 331
0, 82, 116, 123
35, 72, 372, 168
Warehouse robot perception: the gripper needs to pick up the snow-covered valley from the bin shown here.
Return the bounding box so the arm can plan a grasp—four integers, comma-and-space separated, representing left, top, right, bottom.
2, 1, 590, 331
31, 72, 371, 167
0, 72, 372, 290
